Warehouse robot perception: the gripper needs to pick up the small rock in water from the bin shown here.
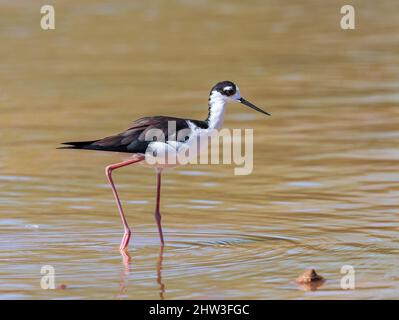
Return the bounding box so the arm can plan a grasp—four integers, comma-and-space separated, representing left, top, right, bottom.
296, 269, 324, 284
296, 269, 325, 291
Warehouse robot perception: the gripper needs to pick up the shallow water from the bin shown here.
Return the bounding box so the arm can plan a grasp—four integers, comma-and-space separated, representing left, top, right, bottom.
1, 0, 399, 299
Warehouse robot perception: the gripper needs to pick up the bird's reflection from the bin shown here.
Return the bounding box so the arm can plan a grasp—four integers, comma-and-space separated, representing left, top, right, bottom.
118, 246, 165, 299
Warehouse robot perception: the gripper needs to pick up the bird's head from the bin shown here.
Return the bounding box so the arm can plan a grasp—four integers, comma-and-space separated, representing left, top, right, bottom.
209, 80, 271, 116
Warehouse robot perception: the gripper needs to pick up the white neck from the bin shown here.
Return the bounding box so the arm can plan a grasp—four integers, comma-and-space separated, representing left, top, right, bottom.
206, 91, 226, 130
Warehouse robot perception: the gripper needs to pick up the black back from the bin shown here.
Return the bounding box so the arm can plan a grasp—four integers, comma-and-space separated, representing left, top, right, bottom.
60, 116, 208, 154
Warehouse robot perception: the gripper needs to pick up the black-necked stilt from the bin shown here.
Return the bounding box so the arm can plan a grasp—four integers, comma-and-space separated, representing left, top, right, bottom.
59, 81, 270, 251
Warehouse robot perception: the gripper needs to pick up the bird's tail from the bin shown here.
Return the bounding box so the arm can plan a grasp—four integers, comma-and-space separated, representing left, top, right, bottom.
57, 140, 99, 150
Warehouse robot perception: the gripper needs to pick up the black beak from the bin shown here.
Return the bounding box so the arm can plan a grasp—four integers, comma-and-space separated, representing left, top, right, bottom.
239, 97, 271, 116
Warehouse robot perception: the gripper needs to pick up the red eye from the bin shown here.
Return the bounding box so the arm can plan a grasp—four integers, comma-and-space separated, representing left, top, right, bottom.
224, 89, 235, 96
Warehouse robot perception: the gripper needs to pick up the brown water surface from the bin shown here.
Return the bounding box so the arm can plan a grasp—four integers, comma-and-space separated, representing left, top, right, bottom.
0, 0, 398, 299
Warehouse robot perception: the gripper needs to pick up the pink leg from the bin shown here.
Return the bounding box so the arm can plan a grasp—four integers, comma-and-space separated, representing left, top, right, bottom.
105, 157, 144, 251
155, 169, 165, 245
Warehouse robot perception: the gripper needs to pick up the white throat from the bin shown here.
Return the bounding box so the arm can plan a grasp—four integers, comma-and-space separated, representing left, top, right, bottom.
207, 91, 227, 130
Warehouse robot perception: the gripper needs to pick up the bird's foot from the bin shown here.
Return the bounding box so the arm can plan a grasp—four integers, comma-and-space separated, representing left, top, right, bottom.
119, 229, 131, 251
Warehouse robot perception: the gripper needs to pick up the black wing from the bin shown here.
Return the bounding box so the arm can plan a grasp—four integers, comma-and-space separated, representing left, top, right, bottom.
59, 116, 208, 154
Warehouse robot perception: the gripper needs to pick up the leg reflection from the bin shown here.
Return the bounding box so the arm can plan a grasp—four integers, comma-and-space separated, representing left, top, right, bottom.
118, 249, 132, 297
157, 245, 165, 300
117, 246, 165, 299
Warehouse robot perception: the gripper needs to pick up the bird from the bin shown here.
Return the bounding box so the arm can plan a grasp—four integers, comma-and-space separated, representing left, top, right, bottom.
59, 80, 270, 251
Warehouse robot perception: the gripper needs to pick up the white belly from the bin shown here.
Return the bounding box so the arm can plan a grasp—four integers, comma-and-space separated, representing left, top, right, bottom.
142, 127, 211, 169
